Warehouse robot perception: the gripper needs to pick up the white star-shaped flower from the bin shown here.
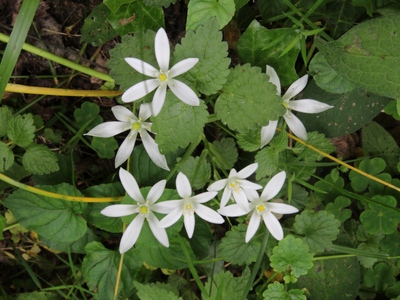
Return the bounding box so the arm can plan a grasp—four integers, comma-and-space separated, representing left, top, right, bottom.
207, 163, 262, 211
158, 172, 224, 238
121, 28, 200, 116
85, 104, 169, 170
218, 171, 299, 242
261, 65, 333, 147
101, 168, 171, 253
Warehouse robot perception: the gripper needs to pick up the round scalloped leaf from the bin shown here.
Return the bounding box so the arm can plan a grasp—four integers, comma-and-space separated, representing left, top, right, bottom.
215, 64, 285, 132
263, 282, 306, 300
7, 113, 35, 147
22, 144, 59, 175
0, 142, 14, 172
177, 156, 211, 189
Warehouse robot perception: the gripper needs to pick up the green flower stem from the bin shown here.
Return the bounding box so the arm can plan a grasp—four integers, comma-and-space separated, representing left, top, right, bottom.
0, 32, 114, 83
328, 244, 389, 260
241, 231, 270, 299
178, 235, 209, 297
0, 172, 122, 203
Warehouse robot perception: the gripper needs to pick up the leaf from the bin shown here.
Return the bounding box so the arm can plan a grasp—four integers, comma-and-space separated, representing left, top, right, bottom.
82, 242, 142, 300
203, 268, 251, 300
362, 121, 400, 174
293, 256, 360, 300
14, 291, 59, 300
74, 102, 102, 131
315, 15, 400, 99
174, 18, 230, 95
0, 105, 13, 137
262, 282, 306, 300
186, 0, 235, 31
106, 2, 164, 36
363, 262, 395, 291
293, 210, 341, 253
80, 3, 118, 46
178, 156, 211, 189
0, 163, 30, 192
7, 113, 35, 147
293, 131, 335, 162
152, 91, 208, 153
211, 137, 238, 170
298, 80, 391, 138
0, 214, 5, 241
91, 136, 118, 159
270, 235, 313, 281
32, 154, 73, 185
43, 128, 62, 144
215, 64, 285, 132
325, 196, 352, 222
237, 129, 261, 152
219, 223, 262, 266
143, 0, 177, 7
0, 141, 14, 172
104, 0, 133, 13
4, 184, 87, 243
22, 144, 59, 175
360, 195, 400, 235
237, 20, 300, 86
308, 52, 356, 94
135, 282, 181, 300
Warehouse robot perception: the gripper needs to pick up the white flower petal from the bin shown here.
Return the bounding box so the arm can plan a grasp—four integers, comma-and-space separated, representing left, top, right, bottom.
220, 187, 232, 208
191, 191, 217, 204
140, 130, 170, 171
119, 168, 144, 203
268, 202, 299, 214
168, 79, 199, 106
266, 65, 281, 96
85, 122, 128, 138
152, 84, 167, 116
125, 58, 158, 77
261, 171, 286, 201
245, 211, 261, 243
184, 214, 195, 238
176, 172, 192, 198
154, 200, 181, 213
262, 211, 284, 240
239, 180, 263, 190
207, 179, 228, 191
158, 206, 183, 228
115, 134, 137, 168
195, 204, 224, 224
261, 120, 278, 148
218, 204, 247, 217
232, 189, 250, 212
283, 113, 308, 140
155, 28, 170, 72
101, 204, 137, 217
138, 103, 153, 120
112, 105, 135, 122
147, 180, 166, 204
119, 214, 145, 253
246, 189, 261, 203
148, 213, 169, 247
288, 99, 333, 114
121, 79, 159, 103
282, 74, 308, 101
236, 163, 259, 179
169, 58, 199, 78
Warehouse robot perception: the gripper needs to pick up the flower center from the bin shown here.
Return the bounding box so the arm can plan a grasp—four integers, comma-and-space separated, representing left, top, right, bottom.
158, 72, 168, 82
140, 205, 148, 214
256, 204, 266, 213
183, 201, 194, 216
132, 121, 141, 131
229, 180, 241, 193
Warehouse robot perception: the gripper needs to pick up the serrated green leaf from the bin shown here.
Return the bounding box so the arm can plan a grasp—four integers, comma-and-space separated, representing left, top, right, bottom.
203, 268, 251, 300
308, 52, 355, 94
4, 184, 87, 243
107, 2, 164, 36
135, 282, 181, 300
215, 64, 284, 132
293, 210, 340, 253
315, 15, 400, 99
186, 0, 235, 31
211, 137, 238, 170
298, 80, 390, 138
80, 3, 118, 46
325, 196, 352, 222
237, 129, 261, 152
255, 147, 281, 179
43, 128, 62, 144
178, 156, 211, 189
262, 282, 306, 300
74, 102, 102, 130
293, 131, 335, 162
363, 262, 395, 291
0, 141, 14, 172
360, 195, 400, 235
144, 0, 177, 7
219, 223, 262, 266
91, 136, 118, 159
82, 241, 142, 300
22, 144, 59, 175
270, 235, 313, 280
152, 91, 208, 153
237, 20, 299, 86
32, 154, 72, 185
174, 18, 230, 95
7, 113, 35, 147
0, 163, 30, 192
0, 105, 13, 137
104, 0, 133, 13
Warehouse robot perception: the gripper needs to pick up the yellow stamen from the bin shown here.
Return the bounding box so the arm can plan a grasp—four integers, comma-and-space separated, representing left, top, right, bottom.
132, 122, 141, 131
257, 204, 265, 213
159, 73, 167, 81
140, 206, 148, 214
